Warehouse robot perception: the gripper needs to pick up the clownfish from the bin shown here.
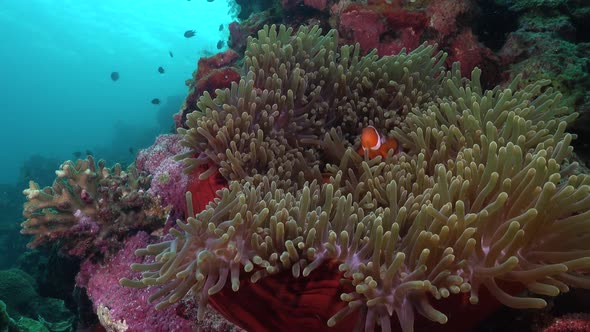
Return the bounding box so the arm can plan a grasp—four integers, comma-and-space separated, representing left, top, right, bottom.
357, 126, 400, 159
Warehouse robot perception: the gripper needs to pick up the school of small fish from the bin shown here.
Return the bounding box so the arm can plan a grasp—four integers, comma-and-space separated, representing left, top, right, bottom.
109, 0, 227, 107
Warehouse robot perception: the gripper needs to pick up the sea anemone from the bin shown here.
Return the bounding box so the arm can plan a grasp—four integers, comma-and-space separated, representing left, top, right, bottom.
121, 25, 590, 332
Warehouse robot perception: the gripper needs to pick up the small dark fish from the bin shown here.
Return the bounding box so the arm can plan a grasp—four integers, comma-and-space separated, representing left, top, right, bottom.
158, 66, 165, 74
151, 98, 161, 105
216, 40, 224, 49
86, 150, 93, 156
201, 49, 214, 57
73, 151, 82, 158
110, 71, 119, 81
207, 0, 214, 2
219, 24, 223, 31
169, 50, 174, 57
129, 147, 134, 154
184, 30, 196, 38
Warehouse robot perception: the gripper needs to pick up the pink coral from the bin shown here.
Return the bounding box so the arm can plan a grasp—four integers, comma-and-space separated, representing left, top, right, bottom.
426, 0, 470, 36
76, 232, 243, 332
136, 134, 189, 215
377, 25, 423, 56
148, 157, 188, 216
542, 313, 590, 332
65, 210, 101, 257
339, 7, 386, 54
135, 134, 186, 174
337, 3, 429, 56
72, 210, 100, 235
303, 0, 327, 11
333, 1, 499, 77
447, 29, 497, 77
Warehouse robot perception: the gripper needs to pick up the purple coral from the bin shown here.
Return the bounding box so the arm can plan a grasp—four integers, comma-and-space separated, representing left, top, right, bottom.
136, 134, 189, 216
136, 134, 187, 173
147, 157, 188, 218
76, 232, 242, 332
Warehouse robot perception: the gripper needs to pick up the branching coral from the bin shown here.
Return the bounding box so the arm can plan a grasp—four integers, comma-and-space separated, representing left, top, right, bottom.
122, 25, 590, 332
21, 156, 168, 257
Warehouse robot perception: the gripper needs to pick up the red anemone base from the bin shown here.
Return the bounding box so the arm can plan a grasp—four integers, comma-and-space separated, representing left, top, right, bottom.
209, 259, 521, 332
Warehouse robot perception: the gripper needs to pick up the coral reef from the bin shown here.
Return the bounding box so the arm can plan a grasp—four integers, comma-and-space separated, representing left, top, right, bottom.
136, 135, 187, 174
0, 301, 44, 332
136, 134, 190, 218
0, 268, 74, 331
176, 50, 242, 130
542, 313, 590, 332
76, 232, 241, 332
0, 269, 37, 317
194, 50, 241, 97
0, 155, 63, 269
14, 246, 80, 318
176, 24, 447, 183
228, 11, 279, 54
474, 287, 590, 331
0, 300, 18, 332
14, 0, 590, 330
337, 3, 429, 56
494, 0, 590, 160
233, 0, 278, 21
135, 134, 226, 221
301, 0, 498, 78
20, 156, 167, 258
121, 24, 590, 332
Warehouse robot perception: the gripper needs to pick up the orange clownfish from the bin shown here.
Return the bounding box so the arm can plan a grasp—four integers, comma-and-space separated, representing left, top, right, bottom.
357, 126, 400, 159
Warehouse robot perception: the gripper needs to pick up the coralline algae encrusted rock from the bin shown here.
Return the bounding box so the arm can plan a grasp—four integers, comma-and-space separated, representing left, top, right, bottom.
122, 24, 590, 332
542, 313, 590, 332
136, 134, 190, 217
77, 232, 243, 332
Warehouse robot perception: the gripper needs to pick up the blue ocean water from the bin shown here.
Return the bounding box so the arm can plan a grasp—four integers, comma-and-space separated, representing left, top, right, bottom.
0, 0, 234, 186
